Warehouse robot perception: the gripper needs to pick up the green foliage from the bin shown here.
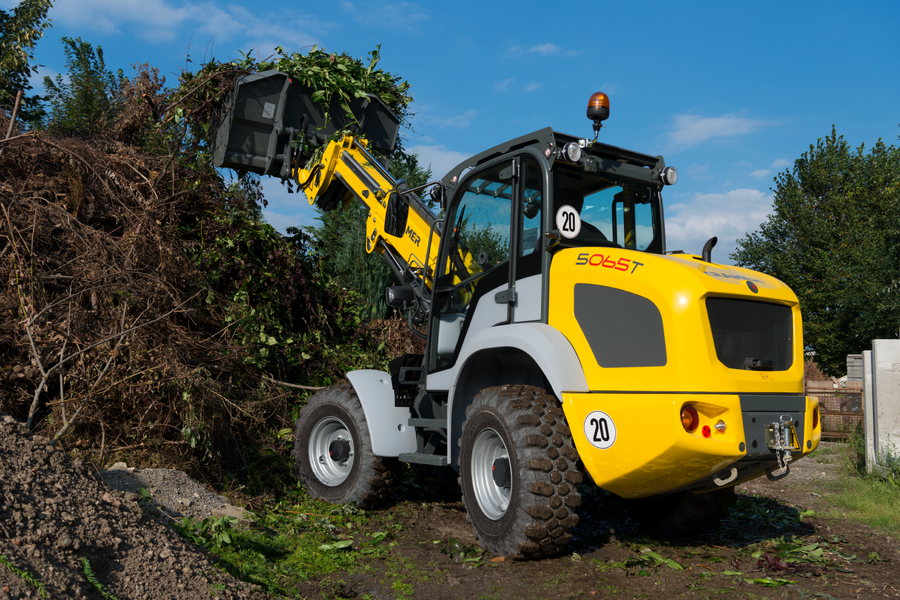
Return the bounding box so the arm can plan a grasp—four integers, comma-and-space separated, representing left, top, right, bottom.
731, 127, 900, 375
461, 221, 510, 265
252, 44, 413, 132
172, 515, 239, 551
0, 553, 47, 597
845, 424, 867, 475
170, 44, 414, 169
42, 37, 126, 135
0, 0, 52, 125
823, 473, 900, 536
437, 537, 484, 564
306, 201, 395, 320
187, 200, 317, 372
185, 195, 391, 385
81, 558, 121, 600
193, 493, 397, 598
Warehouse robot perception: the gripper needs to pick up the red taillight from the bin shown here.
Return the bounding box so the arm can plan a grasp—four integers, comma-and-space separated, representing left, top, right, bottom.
681, 405, 699, 433
813, 406, 819, 430
702, 425, 712, 438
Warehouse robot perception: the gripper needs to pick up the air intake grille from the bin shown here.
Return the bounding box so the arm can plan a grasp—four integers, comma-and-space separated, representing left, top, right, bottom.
706, 298, 793, 371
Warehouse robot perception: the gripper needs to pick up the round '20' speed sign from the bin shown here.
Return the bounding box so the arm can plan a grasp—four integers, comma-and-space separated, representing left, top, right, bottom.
555, 205, 581, 239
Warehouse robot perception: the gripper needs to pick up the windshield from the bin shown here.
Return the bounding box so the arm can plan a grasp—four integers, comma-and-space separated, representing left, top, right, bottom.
553, 165, 663, 253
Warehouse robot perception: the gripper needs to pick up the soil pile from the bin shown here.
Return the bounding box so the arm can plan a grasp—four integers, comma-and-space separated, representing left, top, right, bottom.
0, 413, 267, 599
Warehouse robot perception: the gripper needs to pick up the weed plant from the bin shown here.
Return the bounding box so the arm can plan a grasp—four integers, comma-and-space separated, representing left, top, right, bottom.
816, 430, 900, 537
0, 554, 47, 598
82, 558, 121, 600
196, 484, 400, 598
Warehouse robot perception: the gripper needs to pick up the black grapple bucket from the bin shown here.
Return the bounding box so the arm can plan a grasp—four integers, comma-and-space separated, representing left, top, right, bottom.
212, 70, 401, 178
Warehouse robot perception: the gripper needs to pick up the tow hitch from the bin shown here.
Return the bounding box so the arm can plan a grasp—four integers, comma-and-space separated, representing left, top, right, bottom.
765, 416, 800, 481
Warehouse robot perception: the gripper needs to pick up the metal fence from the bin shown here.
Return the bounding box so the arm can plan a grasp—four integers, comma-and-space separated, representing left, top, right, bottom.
806, 381, 864, 439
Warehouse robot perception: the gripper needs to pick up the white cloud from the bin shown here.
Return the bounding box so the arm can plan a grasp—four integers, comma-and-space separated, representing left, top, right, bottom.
770, 158, 791, 169
509, 43, 578, 57
52, 0, 192, 36
664, 188, 773, 264
339, 2, 429, 32
668, 113, 772, 149
687, 164, 712, 182
528, 43, 561, 55
424, 108, 477, 129
50, 0, 324, 50
494, 79, 542, 93
408, 144, 471, 180
750, 169, 772, 179
28, 66, 61, 92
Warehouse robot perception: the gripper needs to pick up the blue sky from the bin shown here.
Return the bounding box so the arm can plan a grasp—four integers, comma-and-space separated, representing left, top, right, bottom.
12, 0, 900, 263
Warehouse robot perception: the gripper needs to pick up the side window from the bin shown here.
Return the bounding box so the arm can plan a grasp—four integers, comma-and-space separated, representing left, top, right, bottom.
554, 167, 661, 253
521, 156, 543, 256
432, 161, 513, 370
612, 189, 656, 251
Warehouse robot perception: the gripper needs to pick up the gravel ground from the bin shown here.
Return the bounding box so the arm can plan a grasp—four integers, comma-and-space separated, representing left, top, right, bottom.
99, 464, 249, 524
0, 413, 265, 600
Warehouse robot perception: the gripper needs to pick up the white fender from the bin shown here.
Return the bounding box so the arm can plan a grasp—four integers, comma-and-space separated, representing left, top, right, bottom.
427, 322, 589, 397
345, 370, 417, 457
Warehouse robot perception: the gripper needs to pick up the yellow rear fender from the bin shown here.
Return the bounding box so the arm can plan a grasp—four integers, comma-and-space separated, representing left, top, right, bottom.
561, 392, 822, 498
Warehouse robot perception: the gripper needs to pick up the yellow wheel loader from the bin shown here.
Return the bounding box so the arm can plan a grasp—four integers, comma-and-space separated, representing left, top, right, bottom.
214, 77, 820, 559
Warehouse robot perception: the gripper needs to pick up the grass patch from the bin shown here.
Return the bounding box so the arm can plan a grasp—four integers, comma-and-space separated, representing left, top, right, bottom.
820, 477, 900, 536
814, 430, 900, 537
188, 485, 400, 599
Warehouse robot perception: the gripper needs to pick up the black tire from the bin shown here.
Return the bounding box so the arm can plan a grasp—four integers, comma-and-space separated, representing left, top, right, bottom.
458, 385, 582, 559
293, 382, 400, 509
628, 487, 737, 537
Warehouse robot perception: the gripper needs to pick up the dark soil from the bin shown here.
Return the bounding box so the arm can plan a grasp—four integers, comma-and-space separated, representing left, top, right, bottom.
300, 445, 900, 600
3, 409, 897, 600
0, 414, 266, 600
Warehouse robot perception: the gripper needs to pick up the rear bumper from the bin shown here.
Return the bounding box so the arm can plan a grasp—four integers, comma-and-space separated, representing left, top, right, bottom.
560, 392, 821, 498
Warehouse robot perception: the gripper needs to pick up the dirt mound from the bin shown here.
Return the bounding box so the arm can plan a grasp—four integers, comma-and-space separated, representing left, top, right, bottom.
0, 413, 266, 599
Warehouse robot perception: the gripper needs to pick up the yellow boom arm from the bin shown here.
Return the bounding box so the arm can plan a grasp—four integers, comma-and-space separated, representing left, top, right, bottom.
295, 135, 442, 299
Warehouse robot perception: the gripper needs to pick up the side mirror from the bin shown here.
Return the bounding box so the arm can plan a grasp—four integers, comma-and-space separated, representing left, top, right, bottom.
385, 286, 415, 310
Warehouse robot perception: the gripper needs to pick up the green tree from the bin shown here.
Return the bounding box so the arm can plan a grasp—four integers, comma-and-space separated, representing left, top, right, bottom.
0, 0, 53, 126
305, 151, 433, 320
731, 126, 900, 375
42, 36, 125, 135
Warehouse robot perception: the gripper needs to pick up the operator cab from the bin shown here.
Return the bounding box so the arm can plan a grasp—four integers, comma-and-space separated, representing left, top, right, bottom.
428, 92, 676, 374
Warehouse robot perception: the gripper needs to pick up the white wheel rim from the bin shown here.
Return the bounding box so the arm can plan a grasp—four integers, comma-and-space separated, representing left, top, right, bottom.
308, 416, 354, 486
471, 427, 511, 520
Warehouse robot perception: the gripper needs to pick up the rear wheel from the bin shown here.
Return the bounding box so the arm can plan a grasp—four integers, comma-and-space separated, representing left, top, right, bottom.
459, 385, 582, 559
293, 382, 400, 509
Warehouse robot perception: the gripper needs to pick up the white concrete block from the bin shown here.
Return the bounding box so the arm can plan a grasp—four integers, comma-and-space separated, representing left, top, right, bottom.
871, 340, 900, 468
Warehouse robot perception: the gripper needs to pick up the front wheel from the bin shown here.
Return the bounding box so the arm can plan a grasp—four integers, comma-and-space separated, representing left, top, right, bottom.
459, 385, 582, 559
293, 382, 399, 509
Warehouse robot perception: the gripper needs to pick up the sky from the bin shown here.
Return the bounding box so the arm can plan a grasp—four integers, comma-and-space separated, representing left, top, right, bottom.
11, 0, 900, 264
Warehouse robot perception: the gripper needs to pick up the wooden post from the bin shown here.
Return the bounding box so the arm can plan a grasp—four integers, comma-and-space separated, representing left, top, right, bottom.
4, 90, 24, 138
